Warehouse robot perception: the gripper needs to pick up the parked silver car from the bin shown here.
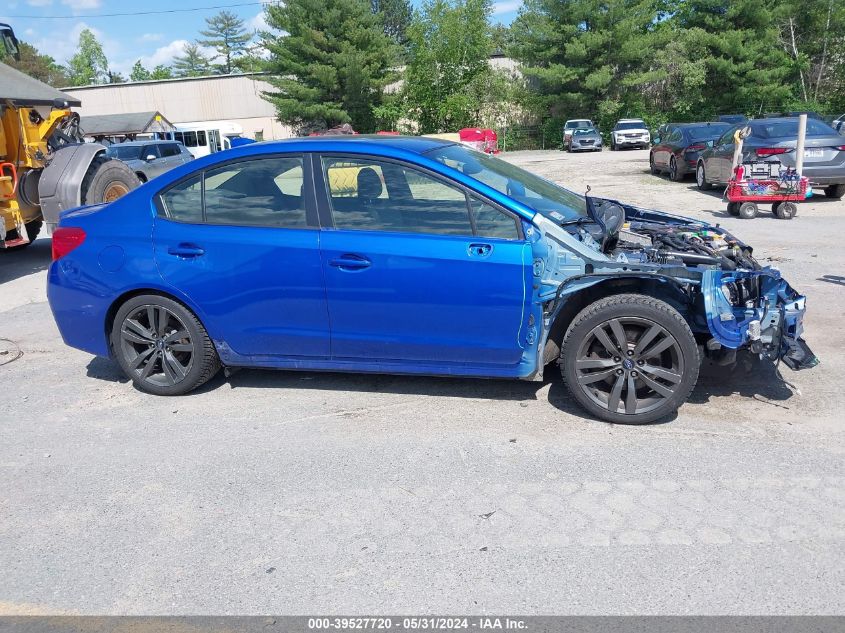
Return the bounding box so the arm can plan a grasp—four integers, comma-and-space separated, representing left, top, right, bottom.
105, 140, 193, 183
696, 117, 845, 199
568, 127, 603, 152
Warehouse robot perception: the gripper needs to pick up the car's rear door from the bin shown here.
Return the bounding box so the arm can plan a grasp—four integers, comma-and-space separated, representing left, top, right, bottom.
315, 153, 530, 368
153, 154, 330, 359
709, 126, 738, 182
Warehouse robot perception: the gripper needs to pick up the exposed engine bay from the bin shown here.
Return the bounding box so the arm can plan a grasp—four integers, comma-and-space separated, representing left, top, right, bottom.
538, 195, 818, 372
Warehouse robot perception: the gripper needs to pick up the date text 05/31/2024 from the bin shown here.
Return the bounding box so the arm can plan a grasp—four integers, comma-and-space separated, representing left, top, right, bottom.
308, 618, 527, 630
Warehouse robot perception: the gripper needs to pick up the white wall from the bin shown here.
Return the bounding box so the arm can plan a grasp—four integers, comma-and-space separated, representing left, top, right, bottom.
63, 74, 295, 141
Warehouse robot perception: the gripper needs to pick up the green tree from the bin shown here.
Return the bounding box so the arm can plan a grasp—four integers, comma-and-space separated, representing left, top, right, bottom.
372, 0, 413, 48
66, 28, 109, 86
1, 41, 68, 87
262, 0, 399, 133
107, 69, 126, 84
402, 0, 494, 133
130, 60, 152, 81
172, 42, 212, 77
150, 65, 174, 80
199, 10, 253, 74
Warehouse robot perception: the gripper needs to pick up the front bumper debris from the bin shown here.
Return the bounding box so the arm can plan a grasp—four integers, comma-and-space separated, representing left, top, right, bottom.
702, 268, 818, 370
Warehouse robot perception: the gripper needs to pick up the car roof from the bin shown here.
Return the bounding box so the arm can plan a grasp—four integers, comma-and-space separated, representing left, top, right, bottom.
108, 139, 174, 146
245, 135, 456, 154
617, 118, 645, 122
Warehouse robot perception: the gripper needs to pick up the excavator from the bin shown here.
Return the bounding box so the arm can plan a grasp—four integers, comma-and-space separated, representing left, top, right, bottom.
1, 23, 139, 250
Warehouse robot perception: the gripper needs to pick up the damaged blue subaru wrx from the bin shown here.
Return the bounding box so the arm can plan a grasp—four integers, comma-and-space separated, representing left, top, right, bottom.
47, 136, 817, 423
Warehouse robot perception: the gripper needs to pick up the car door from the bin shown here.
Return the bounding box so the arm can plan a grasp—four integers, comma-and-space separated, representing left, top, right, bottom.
140, 144, 166, 179
710, 127, 738, 182
315, 154, 531, 367
153, 154, 330, 359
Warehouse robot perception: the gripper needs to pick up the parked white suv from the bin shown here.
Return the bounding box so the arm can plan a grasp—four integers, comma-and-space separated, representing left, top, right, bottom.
611, 119, 650, 150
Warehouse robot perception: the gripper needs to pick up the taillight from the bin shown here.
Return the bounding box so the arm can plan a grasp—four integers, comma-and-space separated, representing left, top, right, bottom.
756, 147, 790, 157
836, 145, 845, 151
686, 144, 706, 152
52, 227, 86, 260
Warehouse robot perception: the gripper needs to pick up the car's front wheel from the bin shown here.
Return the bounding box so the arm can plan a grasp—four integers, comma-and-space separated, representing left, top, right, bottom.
111, 294, 221, 395
696, 162, 713, 190
560, 294, 700, 424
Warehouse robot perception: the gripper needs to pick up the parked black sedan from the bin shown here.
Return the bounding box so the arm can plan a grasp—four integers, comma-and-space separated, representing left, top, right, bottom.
650, 122, 730, 181
696, 117, 845, 199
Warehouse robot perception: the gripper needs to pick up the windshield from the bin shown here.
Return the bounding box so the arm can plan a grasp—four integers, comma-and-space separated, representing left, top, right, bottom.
425, 144, 588, 222
565, 121, 592, 129
686, 124, 729, 141
106, 145, 142, 160
615, 121, 646, 130
573, 128, 597, 136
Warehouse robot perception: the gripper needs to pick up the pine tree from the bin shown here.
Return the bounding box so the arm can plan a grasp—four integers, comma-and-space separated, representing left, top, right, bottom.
372, 0, 413, 48
198, 10, 252, 74
262, 0, 399, 133
172, 42, 212, 77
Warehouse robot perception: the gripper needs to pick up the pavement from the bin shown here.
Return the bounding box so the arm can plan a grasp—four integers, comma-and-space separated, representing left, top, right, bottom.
0, 149, 843, 615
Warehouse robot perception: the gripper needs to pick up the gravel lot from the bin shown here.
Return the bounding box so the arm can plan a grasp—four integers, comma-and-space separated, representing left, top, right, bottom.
1, 148, 843, 615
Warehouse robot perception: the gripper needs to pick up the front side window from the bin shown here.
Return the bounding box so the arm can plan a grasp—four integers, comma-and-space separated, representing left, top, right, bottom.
160, 143, 180, 157
204, 157, 307, 227
322, 157, 473, 236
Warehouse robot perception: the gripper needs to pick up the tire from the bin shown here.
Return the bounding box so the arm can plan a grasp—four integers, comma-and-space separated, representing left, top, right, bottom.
738, 202, 758, 219
696, 162, 713, 190
774, 201, 797, 219
727, 202, 740, 216
559, 294, 700, 425
669, 156, 683, 182
823, 184, 845, 199
81, 155, 141, 206
649, 153, 659, 175
610, 141, 616, 151
0, 219, 42, 250
111, 294, 221, 396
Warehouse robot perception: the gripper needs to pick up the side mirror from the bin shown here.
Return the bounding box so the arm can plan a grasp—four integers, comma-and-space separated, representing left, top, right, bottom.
653, 136, 661, 144
145, 154, 157, 162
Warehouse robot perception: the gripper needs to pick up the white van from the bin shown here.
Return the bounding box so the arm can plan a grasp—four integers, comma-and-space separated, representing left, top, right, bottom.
163, 121, 244, 158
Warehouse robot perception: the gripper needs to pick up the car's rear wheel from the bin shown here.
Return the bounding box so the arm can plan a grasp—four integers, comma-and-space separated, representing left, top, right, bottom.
824, 184, 845, 199
669, 156, 682, 181
560, 294, 699, 424
111, 294, 221, 395
696, 162, 713, 190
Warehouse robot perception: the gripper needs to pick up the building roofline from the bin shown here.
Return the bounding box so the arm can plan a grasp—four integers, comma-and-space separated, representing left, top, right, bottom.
62, 71, 270, 92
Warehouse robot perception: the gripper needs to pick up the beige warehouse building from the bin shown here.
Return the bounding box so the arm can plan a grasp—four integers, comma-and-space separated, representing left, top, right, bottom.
63, 73, 294, 141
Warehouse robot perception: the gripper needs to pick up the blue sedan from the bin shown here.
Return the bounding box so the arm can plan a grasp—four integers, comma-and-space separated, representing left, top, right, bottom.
47, 136, 816, 424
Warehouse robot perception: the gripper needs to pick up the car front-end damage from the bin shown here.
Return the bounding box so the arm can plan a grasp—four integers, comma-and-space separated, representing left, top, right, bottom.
526, 200, 818, 378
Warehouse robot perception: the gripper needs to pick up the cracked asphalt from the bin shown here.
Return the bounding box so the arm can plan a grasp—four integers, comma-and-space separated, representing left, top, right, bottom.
0, 149, 843, 614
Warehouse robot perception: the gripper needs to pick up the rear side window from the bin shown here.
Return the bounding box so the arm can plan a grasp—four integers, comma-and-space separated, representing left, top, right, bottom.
204, 157, 307, 228
160, 174, 202, 223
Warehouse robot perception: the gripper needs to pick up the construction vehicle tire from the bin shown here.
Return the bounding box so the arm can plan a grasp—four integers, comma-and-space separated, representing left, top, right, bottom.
80, 156, 140, 206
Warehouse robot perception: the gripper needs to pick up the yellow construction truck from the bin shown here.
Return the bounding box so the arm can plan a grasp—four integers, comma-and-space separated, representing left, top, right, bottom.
1, 23, 138, 249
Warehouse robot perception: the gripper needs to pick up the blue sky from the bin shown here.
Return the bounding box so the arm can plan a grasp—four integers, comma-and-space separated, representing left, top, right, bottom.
1, 0, 523, 77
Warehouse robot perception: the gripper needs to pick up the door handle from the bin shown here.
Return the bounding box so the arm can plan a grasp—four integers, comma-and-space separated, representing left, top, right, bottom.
329, 254, 371, 270
167, 243, 205, 258
468, 243, 493, 257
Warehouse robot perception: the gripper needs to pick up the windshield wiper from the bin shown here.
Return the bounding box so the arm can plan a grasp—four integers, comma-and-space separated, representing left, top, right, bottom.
558, 217, 595, 226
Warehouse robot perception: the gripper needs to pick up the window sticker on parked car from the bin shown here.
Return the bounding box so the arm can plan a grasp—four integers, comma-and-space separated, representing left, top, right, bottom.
549, 211, 565, 222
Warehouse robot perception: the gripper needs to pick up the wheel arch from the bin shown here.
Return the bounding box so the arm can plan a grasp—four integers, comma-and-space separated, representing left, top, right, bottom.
542, 274, 693, 365
37, 142, 107, 225
104, 286, 217, 357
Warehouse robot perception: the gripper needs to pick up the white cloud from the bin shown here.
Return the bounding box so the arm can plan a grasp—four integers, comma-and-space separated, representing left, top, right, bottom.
492, 0, 522, 14
61, 0, 102, 9
248, 10, 269, 32
111, 39, 218, 76
138, 33, 164, 42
